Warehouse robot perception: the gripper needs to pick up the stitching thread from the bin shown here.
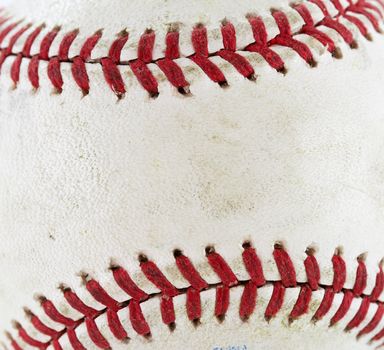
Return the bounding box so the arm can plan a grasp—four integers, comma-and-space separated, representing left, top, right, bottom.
0, 0, 383, 97
5, 242, 384, 350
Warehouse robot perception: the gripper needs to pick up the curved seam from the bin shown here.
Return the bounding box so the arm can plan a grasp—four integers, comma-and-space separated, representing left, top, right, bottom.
5, 243, 384, 349
0, 0, 382, 97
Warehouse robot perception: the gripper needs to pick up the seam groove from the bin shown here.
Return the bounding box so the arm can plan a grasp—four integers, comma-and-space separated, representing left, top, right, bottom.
0, 0, 382, 96
6, 242, 384, 349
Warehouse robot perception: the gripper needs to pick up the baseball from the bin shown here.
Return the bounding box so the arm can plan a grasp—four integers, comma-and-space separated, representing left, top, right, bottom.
0, 0, 383, 349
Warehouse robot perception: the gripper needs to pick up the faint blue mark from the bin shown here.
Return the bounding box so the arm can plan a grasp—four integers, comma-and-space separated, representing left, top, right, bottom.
213, 345, 248, 350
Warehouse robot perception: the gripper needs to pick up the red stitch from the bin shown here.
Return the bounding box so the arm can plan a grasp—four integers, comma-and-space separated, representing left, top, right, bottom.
60, 285, 99, 318
303, 24, 339, 54
218, 21, 256, 80
83, 276, 120, 312
160, 295, 176, 327
239, 281, 257, 320
289, 285, 312, 322
294, 3, 316, 26
330, 290, 354, 326
353, 256, 368, 296
6, 333, 23, 350
270, 10, 316, 67
363, 1, 384, 18
190, 54, 227, 85
206, 247, 238, 287
80, 30, 103, 61
165, 30, 180, 60
67, 328, 86, 350
0, 16, 10, 27
345, 296, 371, 331
310, 0, 357, 44
85, 317, 111, 350
138, 30, 155, 63
215, 285, 230, 320
28, 55, 40, 89
0, 49, 6, 69
192, 25, 209, 56
107, 309, 128, 341
374, 332, 384, 349
10, 53, 22, 85
304, 249, 320, 291
330, 0, 345, 13
47, 57, 63, 93
320, 16, 356, 47
265, 282, 285, 321
349, 4, 381, 31
217, 50, 255, 80
190, 25, 227, 85
22, 25, 45, 57
273, 10, 291, 37
363, 0, 381, 9
157, 59, 190, 93
52, 339, 63, 350
9, 342, 21, 350
101, 57, 126, 98
128, 300, 151, 336
14, 322, 48, 349
309, 0, 331, 15
246, 16, 285, 72
129, 60, 159, 97
186, 288, 201, 322
357, 304, 384, 338
0, 21, 19, 45
273, 244, 297, 287
39, 297, 76, 328
221, 20, 236, 51
139, 255, 179, 297
369, 328, 384, 343
371, 265, 384, 302
342, 7, 371, 39
10, 340, 23, 350
39, 26, 60, 60
111, 265, 148, 301
71, 56, 90, 95
294, 4, 338, 56
371, 327, 384, 343
0, 23, 30, 62
174, 250, 208, 291
242, 243, 266, 287
24, 308, 59, 337
58, 29, 79, 61
313, 287, 335, 321
108, 30, 128, 64
332, 250, 346, 292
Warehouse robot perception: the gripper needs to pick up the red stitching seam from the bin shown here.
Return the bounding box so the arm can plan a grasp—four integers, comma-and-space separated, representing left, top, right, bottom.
0, 0, 383, 97
5, 242, 384, 350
